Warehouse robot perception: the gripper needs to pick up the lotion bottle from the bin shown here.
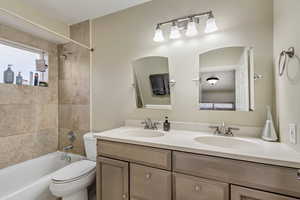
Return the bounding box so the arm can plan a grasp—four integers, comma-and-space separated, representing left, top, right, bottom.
3, 64, 14, 84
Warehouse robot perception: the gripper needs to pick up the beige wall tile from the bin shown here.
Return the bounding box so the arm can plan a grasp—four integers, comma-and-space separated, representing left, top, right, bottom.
59, 80, 74, 104
59, 104, 73, 129
0, 24, 59, 169
0, 105, 36, 137
58, 21, 90, 156
33, 129, 58, 158
36, 104, 58, 130
0, 84, 37, 105
0, 134, 35, 169
71, 105, 90, 131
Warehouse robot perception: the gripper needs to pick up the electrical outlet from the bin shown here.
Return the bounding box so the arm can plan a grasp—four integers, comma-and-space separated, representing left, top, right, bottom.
289, 124, 297, 144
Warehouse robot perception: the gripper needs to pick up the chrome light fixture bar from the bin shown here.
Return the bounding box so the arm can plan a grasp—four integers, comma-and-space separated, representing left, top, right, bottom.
153, 11, 218, 42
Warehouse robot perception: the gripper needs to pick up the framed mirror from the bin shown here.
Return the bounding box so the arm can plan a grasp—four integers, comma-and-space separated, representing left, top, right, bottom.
132, 56, 172, 110
198, 46, 255, 111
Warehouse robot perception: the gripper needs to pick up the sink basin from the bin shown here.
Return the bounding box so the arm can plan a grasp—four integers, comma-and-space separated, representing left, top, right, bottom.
122, 130, 165, 138
194, 136, 260, 150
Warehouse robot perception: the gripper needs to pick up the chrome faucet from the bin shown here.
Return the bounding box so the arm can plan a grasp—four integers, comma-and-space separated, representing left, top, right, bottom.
141, 118, 161, 130
61, 145, 73, 162
209, 122, 240, 136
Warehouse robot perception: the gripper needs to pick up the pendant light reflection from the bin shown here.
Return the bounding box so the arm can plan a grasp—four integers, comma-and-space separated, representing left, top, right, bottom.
153, 25, 165, 42
169, 21, 181, 39
206, 77, 219, 86
186, 18, 198, 37
205, 13, 218, 33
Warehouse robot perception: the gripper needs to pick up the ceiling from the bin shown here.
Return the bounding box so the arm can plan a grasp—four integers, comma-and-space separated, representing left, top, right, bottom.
24, 0, 151, 25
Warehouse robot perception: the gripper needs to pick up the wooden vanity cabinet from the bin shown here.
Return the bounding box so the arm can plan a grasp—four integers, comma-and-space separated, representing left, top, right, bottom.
173, 173, 229, 200
231, 186, 299, 200
130, 164, 172, 200
97, 157, 129, 200
97, 140, 300, 200
173, 151, 300, 198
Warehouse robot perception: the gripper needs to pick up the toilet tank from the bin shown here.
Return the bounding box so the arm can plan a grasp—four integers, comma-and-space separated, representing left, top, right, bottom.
83, 133, 97, 161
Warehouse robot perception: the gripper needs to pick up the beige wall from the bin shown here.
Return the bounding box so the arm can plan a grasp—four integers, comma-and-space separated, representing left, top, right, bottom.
0, 0, 69, 37
274, 0, 300, 151
92, 0, 274, 131
59, 21, 90, 155
0, 24, 59, 169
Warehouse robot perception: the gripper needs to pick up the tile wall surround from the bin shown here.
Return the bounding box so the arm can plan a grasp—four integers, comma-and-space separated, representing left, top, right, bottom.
0, 24, 59, 169
58, 20, 90, 155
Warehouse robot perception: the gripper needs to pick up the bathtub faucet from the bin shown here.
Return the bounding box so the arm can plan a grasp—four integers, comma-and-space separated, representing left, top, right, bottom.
61, 145, 74, 162
63, 145, 74, 151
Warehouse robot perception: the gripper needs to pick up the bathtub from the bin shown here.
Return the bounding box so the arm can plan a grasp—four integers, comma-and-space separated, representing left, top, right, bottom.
0, 152, 84, 200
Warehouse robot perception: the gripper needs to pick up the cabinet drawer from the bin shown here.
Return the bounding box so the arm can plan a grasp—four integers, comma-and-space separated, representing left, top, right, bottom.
173, 173, 229, 200
231, 185, 298, 200
98, 140, 171, 170
173, 151, 300, 197
130, 164, 172, 200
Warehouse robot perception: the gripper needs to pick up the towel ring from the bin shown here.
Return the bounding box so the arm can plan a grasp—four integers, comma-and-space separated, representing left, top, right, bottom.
279, 47, 295, 77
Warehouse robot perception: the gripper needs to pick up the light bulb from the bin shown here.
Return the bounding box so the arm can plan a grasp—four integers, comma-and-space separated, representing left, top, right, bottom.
153, 26, 164, 42
185, 19, 198, 37
205, 14, 218, 33
170, 22, 181, 39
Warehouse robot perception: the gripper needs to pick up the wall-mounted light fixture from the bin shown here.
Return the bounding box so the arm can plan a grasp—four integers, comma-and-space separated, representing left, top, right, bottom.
153, 11, 218, 42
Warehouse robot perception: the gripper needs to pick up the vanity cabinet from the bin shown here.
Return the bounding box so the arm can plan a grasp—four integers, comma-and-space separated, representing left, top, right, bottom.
173, 151, 300, 197
98, 140, 171, 170
97, 157, 129, 200
97, 140, 300, 200
231, 186, 298, 200
173, 173, 229, 200
130, 164, 172, 200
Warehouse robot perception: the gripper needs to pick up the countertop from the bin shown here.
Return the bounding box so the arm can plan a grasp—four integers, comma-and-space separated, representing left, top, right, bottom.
94, 126, 300, 169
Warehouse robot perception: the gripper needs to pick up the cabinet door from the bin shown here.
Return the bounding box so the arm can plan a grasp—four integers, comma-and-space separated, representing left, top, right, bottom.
173, 173, 229, 200
231, 186, 299, 200
130, 163, 172, 200
97, 157, 129, 200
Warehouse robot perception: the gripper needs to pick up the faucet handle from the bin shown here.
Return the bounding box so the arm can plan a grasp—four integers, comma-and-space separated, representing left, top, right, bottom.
153, 121, 161, 130
226, 127, 240, 136
209, 126, 221, 134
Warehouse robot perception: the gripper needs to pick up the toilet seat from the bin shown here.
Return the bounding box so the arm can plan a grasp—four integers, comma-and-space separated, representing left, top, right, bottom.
52, 160, 96, 184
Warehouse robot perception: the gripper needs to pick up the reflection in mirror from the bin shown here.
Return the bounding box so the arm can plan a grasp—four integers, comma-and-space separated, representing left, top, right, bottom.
199, 47, 254, 111
133, 56, 171, 110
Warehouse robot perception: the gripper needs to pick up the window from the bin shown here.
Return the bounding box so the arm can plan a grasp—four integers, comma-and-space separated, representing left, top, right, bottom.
0, 40, 48, 86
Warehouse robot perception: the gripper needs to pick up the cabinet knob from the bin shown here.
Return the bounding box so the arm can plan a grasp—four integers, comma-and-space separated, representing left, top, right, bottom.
122, 194, 127, 199
297, 170, 300, 180
146, 173, 152, 179
194, 184, 201, 192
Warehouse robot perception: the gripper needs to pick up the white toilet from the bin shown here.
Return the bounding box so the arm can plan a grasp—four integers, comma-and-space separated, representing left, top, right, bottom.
50, 133, 97, 200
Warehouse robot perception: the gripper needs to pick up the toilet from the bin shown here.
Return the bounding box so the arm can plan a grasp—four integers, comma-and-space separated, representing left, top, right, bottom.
50, 133, 96, 200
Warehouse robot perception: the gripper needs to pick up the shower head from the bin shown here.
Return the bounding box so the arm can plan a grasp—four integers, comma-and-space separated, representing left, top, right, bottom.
60, 51, 73, 59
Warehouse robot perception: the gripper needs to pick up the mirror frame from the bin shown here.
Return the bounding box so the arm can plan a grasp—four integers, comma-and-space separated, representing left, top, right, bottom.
131, 55, 173, 110
196, 45, 255, 112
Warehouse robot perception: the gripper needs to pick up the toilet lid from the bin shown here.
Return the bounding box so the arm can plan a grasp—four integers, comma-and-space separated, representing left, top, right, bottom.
52, 160, 96, 182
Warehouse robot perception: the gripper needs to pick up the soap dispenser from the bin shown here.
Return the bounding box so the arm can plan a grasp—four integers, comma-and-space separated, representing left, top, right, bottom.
3, 64, 14, 84
163, 116, 170, 132
16, 72, 23, 85
261, 106, 278, 142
